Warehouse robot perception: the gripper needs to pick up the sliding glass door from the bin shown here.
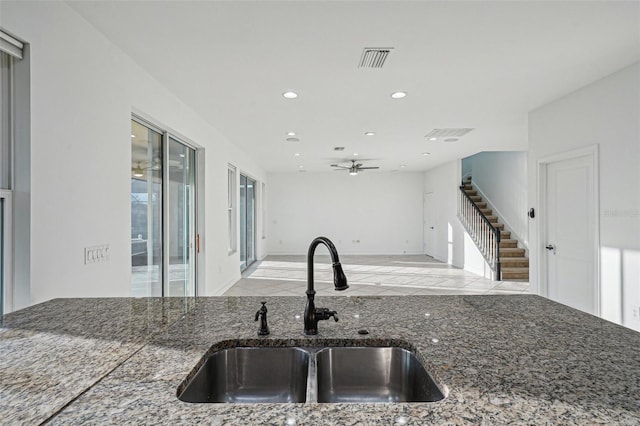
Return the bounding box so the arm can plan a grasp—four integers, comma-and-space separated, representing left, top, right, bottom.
131, 120, 163, 296
131, 118, 198, 297
167, 138, 196, 297
240, 174, 256, 271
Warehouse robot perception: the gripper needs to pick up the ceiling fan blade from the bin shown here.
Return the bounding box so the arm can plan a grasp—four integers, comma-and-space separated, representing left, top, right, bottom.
358, 166, 380, 170
331, 164, 350, 169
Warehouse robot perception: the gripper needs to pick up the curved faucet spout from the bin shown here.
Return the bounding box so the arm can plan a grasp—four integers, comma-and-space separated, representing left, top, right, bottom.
305, 237, 348, 335
307, 236, 349, 294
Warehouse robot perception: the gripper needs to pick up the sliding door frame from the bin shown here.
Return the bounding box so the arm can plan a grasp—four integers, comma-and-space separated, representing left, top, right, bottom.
131, 113, 203, 297
239, 172, 257, 272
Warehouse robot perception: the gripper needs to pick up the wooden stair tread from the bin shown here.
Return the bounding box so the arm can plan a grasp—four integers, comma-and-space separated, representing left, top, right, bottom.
500, 242, 518, 249
500, 248, 526, 257
501, 267, 529, 272
501, 267, 530, 280
500, 259, 529, 267
500, 238, 524, 250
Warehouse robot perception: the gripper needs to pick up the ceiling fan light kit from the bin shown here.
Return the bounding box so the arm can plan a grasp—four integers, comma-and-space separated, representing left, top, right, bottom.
331, 159, 380, 176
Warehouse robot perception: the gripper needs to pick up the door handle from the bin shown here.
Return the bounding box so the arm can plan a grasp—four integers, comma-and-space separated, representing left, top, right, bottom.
545, 244, 556, 254
430, 227, 434, 229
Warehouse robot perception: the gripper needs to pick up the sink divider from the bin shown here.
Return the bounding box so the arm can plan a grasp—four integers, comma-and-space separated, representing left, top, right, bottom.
305, 348, 319, 403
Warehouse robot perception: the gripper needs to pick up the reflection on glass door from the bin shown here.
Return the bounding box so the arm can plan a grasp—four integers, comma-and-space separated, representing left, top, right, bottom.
240, 174, 256, 271
131, 120, 163, 297
130, 118, 198, 297
166, 138, 196, 297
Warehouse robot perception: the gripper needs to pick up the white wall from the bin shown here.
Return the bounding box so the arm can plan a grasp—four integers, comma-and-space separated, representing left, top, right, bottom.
422, 161, 465, 268
528, 63, 640, 331
464, 151, 529, 247
1, 1, 266, 306
267, 172, 423, 255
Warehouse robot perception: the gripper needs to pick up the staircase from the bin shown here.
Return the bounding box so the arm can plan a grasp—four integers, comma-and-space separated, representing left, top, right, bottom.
459, 176, 529, 281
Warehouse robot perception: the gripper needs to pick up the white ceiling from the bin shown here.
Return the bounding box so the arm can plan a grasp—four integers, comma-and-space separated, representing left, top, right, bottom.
68, 1, 640, 173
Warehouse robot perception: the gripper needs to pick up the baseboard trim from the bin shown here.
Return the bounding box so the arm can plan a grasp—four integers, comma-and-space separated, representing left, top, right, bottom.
213, 275, 240, 296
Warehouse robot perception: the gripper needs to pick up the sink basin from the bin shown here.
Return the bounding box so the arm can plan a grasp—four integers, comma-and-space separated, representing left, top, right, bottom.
178, 347, 309, 403
178, 344, 444, 404
315, 347, 444, 403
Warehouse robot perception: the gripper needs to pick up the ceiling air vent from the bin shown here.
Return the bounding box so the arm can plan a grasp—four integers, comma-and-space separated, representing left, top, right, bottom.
334, 147, 345, 151
358, 47, 394, 68
425, 128, 474, 139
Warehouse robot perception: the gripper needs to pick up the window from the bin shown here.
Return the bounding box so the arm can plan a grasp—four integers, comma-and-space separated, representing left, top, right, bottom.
261, 182, 266, 240
228, 164, 237, 254
239, 173, 256, 271
131, 117, 199, 298
0, 29, 26, 315
1, 51, 11, 189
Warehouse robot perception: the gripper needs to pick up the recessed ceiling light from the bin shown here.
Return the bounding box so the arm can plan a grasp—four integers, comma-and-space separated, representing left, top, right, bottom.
399, 164, 406, 168
353, 153, 359, 156
287, 131, 296, 136
364, 132, 376, 136
428, 137, 437, 141
298, 165, 304, 169
444, 138, 459, 142
286, 137, 300, 143
422, 152, 431, 156
131, 134, 136, 138
294, 153, 300, 157
391, 91, 407, 99
282, 91, 298, 99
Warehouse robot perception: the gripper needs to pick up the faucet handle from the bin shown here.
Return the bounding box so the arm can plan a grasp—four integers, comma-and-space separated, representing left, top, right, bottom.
328, 310, 339, 322
255, 301, 267, 321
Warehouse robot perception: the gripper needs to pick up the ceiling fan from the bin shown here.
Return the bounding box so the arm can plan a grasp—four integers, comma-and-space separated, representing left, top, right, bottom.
330, 160, 380, 175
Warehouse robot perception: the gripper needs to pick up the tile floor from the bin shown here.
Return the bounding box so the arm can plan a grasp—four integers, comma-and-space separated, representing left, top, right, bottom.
224, 254, 530, 297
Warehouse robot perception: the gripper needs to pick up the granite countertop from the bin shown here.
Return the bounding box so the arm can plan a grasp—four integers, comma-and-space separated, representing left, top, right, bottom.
1, 294, 639, 424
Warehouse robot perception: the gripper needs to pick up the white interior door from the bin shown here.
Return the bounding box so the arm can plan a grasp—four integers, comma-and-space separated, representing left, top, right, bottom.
423, 193, 435, 257
545, 154, 597, 314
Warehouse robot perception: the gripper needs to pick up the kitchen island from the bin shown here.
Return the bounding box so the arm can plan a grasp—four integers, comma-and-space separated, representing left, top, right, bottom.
1, 294, 639, 424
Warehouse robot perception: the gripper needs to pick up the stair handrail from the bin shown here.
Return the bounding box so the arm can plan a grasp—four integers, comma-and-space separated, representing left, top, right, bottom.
457, 183, 501, 280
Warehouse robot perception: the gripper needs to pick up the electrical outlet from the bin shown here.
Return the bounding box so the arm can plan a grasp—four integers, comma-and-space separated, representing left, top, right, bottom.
633, 307, 639, 319
84, 244, 110, 265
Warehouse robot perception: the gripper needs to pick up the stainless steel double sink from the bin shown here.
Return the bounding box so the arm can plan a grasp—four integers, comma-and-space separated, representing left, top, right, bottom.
177, 346, 445, 404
